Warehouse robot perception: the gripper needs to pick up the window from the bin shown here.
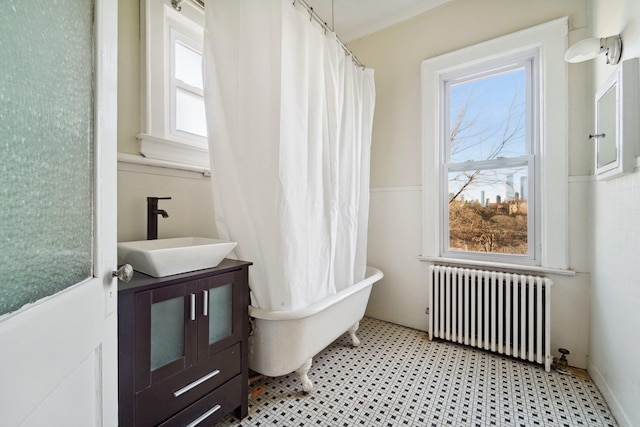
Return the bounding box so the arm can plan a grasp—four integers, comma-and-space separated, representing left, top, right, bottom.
443, 55, 537, 261
139, 0, 208, 168
172, 31, 207, 140
421, 18, 569, 269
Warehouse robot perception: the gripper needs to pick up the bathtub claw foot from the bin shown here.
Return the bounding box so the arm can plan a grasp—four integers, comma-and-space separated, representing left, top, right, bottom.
296, 358, 313, 393
348, 321, 361, 347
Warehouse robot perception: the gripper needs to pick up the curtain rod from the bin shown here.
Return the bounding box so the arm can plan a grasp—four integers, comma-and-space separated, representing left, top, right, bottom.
293, 0, 364, 69
171, 0, 204, 12
172, 0, 365, 69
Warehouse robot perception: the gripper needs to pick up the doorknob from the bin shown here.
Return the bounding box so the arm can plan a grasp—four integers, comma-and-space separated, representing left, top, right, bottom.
113, 264, 134, 282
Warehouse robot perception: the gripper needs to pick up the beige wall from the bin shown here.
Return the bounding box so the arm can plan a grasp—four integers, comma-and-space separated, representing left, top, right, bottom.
349, 0, 592, 368
589, 1, 640, 425
118, 0, 141, 155
117, 0, 217, 242
117, 163, 216, 242
350, 0, 590, 187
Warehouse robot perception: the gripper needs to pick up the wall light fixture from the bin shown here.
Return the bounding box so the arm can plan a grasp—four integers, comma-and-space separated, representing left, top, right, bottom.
564, 35, 622, 65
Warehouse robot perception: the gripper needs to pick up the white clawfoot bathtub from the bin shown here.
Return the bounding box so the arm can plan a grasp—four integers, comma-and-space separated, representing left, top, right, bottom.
248, 266, 384, 392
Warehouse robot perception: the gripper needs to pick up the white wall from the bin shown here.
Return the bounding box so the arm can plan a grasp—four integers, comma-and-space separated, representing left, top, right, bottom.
588, 1, 640, 425
350, 0, 592, 368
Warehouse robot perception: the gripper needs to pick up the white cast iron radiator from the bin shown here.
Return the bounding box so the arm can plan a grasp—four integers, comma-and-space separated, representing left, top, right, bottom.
428, 265, 552, 372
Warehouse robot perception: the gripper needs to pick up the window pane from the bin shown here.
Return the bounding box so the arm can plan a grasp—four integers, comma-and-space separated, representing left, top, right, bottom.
596, 84, 617, 168
175, 40, 203, 90
448, 67, 527, 163
448, 166, 528, 255
0, 0, 93, 315
176, 88, 208, 137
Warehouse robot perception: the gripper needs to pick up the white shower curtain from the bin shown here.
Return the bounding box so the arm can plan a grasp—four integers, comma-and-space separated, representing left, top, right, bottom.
203, 0, 375, 311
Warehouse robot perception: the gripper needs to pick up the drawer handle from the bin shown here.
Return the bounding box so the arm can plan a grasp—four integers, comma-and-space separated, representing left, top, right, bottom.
173, 369, 221, 398
190, 294, 196, 321
186, 404, 221, 427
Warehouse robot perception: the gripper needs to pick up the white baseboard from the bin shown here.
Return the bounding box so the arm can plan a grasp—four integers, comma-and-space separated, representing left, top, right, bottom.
587, 360, 631, 427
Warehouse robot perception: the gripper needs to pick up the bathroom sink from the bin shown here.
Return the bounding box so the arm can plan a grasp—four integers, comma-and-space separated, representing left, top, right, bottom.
117, 237, 237, 277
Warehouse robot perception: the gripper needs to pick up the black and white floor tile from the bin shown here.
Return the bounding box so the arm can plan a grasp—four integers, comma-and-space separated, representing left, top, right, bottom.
218, 317, 616, 426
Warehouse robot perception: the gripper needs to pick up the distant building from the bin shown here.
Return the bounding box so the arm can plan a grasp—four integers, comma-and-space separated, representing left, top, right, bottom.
506, 174, 515, 200
520, 176, 527, 200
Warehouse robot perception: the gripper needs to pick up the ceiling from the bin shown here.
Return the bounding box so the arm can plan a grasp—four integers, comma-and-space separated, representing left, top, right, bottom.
304, 0, 453, 42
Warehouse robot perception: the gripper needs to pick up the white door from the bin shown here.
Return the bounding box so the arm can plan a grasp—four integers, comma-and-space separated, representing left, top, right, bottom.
0, 1, 118, 426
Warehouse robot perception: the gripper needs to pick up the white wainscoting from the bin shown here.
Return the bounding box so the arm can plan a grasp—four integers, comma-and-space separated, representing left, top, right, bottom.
366, 186, 430, 331
366, 183, 590, 368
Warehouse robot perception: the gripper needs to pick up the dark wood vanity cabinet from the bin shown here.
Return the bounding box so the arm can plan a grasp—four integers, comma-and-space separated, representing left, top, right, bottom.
118, 259, 251, 427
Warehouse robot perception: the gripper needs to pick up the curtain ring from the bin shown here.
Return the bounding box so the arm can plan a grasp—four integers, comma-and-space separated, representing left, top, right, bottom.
171, 0, 184, 11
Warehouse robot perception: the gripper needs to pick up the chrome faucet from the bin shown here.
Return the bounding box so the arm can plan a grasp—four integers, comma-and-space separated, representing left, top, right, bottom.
147, 197, 171, 240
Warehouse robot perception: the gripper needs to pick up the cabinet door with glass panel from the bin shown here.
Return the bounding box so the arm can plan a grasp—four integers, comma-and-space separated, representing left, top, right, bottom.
134, 282, 199, 389
132, 271, 244, 390
196, 270, 244, 361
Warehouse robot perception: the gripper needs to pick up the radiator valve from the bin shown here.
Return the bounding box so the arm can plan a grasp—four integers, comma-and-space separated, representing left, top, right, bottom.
554, 348, 570, 374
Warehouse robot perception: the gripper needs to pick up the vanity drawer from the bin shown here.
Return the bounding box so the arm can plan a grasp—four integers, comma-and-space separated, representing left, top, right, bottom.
135, 343, 242, 427
158, 375, 242, 427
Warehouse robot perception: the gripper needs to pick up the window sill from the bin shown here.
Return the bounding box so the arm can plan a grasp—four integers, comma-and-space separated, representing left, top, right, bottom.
137, 133, 209, 169
418, 255, 576, 277
118, 152, 210, 176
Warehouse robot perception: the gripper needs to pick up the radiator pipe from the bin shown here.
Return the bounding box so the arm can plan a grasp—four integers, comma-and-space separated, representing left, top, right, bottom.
249, 373, 266, 385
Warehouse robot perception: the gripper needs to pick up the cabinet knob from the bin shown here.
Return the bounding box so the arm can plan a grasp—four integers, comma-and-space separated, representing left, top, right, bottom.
113, 264, 134, 282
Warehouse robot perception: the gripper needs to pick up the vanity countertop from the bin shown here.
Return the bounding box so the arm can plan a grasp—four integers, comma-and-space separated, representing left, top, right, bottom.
117, 258, 252, 294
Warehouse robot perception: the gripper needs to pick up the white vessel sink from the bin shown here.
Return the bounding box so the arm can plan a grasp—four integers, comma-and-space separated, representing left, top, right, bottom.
117, 237, 237, 277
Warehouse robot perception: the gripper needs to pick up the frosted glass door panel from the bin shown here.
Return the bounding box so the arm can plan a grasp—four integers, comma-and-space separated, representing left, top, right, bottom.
0, 0, 94, 315
208, 284, 232, 344
151, 297, 185, 370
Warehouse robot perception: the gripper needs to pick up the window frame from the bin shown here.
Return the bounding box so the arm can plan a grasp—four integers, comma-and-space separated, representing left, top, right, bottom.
440, 53, 539, 264
139, 0, 208, 168
421, 18, 569, 270
169, 19, 207, 142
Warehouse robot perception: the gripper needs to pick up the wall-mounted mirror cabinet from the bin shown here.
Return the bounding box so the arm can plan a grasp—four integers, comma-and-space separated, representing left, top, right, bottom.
593, 58, 638, 180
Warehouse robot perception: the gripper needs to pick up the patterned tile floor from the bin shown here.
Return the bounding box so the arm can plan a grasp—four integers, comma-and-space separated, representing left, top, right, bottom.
218, 317, 616, 426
